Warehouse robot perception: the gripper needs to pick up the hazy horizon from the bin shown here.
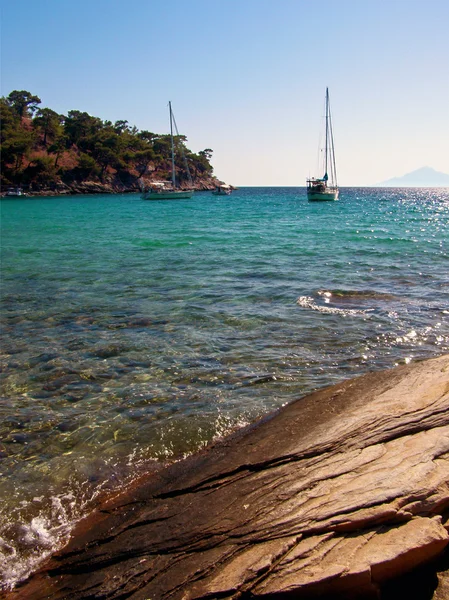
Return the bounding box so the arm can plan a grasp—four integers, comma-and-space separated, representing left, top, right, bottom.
1, 0, 448, 187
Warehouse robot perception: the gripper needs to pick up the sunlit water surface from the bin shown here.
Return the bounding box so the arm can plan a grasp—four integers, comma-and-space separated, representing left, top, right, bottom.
1, 187, 448, 587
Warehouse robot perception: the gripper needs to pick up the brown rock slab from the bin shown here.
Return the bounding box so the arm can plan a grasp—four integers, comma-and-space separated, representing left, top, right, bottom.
5, 354, 449, 599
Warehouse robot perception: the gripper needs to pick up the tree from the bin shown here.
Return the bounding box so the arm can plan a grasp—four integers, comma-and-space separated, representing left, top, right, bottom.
8, 130, 36, 172
134, 148, 156, 177
33, 108, 64, 146
88, 129, 121, 180
48, 133, 69, 168
153, 135, 172, 161
199, 148, 213, 162
0, 98, 36, 180
23, 155, 59, 187
114, 120, 129, 134
64, 110, 103, 146
191, 149, 214, 177
138, 130, 157, 143
76, 153, 100, 178
7, 90, 41, 119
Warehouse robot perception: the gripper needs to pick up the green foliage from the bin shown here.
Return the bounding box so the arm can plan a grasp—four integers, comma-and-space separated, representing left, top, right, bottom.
23, 156, 59, 186
195, 149, 214, 175
64, 110, 103, 146
134, 149, 156, 177
0, 98, 36, 184
138, 130, 157, 143
7, 90, 41, 118
33, 108, 64, 146
113, 120, 129, 134
76, 152, 101, 178
1, 90, 215, 191
48, 132, 69, 168
199, 148, 213, 162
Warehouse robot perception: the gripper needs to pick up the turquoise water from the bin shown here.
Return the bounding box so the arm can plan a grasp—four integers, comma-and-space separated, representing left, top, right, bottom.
1, 187, 448, 587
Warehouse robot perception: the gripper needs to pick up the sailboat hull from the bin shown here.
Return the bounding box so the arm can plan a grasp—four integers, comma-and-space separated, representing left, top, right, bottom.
307, 188, 339, 202
141, 190, 194, 200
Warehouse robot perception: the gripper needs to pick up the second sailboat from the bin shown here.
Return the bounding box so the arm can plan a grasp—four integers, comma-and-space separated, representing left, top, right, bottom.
306, 88, 339, 201
141, 102, 194, 200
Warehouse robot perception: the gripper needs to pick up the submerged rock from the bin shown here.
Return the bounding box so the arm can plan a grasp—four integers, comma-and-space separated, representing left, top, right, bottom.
6, 354, 449, 599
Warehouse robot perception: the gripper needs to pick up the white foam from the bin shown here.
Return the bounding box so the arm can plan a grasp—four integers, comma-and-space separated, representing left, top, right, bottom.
0, 512, 72, 591
1, 488, 94, 590
297, 296, 369, 316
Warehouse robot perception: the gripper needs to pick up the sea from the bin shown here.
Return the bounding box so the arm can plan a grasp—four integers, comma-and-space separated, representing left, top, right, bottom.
1, 186, 448, 589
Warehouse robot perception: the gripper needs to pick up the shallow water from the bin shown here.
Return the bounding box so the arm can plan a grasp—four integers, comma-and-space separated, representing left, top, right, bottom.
1, 187, 448, 587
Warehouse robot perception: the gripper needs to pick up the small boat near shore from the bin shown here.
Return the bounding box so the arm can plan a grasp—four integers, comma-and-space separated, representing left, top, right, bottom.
141, 102, 194, 201
307, 88, 339, 202
4, 186, 28, 197
212, 184, 232, 196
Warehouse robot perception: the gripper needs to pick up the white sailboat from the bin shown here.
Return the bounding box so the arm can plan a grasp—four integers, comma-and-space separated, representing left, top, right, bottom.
141, 102, 194, 200
306, 88, 339, 201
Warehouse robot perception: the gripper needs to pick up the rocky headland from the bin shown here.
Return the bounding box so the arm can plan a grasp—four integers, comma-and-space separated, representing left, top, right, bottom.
1, 91, 228, 197
5, 354, 449, 599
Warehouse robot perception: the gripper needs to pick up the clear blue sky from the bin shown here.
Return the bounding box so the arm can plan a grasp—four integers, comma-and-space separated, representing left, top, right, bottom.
1, 0, 448, 186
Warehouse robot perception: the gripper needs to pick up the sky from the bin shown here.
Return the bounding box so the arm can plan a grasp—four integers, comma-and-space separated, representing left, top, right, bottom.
1, 0, 448, 187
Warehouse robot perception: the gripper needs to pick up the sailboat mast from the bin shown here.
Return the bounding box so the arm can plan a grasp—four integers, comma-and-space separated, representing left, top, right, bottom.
169, 101, 176, 189
329, 109, 338, 188
324, 87, 329, 180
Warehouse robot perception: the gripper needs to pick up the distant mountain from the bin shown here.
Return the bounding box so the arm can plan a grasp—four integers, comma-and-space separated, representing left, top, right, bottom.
377, 167, 449, 187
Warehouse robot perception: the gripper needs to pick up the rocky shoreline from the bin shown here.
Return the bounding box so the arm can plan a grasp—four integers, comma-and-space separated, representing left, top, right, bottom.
5, 354, 449, 599
1, 176, 225, 197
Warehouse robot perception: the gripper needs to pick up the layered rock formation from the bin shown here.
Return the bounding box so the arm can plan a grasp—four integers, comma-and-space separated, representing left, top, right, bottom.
7, 354, 449, 599
21, 175, 223, 197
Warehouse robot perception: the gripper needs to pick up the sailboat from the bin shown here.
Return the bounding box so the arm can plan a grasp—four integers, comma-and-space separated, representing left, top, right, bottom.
306, 88, 339, 201
141, 102, 194, 200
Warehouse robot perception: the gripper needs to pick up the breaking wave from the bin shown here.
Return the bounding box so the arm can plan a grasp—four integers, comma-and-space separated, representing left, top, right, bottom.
297, 295, 372, 316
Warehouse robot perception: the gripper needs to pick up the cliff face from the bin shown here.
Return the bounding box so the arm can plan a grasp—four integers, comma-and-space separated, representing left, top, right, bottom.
6, 354, 449, 599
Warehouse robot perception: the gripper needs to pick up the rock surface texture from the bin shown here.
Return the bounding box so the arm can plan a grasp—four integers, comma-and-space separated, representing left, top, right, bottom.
7, 354, 449, 599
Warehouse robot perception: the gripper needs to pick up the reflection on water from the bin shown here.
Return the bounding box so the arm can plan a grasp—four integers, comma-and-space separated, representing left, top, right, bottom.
1, 187, 448, 588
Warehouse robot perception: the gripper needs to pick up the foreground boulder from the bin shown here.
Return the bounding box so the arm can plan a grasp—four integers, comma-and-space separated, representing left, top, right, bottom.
8, 354, 449, 599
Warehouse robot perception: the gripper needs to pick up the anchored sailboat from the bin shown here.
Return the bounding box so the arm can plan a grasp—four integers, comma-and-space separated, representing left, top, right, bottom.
141, 102, 194, 200
307, 88, 339, 201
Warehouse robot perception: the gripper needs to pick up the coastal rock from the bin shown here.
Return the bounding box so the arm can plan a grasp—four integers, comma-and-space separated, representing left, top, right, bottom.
17, 175, 225, 196
6, 354, 449, 599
